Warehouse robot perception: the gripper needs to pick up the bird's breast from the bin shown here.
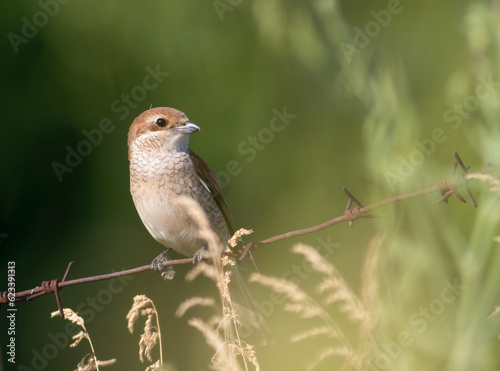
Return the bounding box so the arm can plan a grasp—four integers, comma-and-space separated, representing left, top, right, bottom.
129, 149, 228, 256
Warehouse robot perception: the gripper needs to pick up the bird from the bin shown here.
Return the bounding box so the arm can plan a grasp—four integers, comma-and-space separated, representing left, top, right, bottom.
127, 106, 271, 345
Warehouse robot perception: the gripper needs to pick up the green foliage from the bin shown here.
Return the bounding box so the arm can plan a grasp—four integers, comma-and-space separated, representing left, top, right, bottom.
2, 0, 500, 370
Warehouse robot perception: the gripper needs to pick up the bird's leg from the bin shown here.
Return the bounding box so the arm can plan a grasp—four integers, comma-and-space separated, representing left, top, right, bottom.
151, 248, 175, 280
193, 243, 211, 264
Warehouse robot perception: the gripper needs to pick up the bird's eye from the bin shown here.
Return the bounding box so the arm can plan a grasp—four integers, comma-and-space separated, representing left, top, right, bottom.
156, 118, 167, 127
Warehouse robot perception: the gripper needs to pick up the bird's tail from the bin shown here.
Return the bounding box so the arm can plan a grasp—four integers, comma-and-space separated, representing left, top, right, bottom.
226, 264, 273, 346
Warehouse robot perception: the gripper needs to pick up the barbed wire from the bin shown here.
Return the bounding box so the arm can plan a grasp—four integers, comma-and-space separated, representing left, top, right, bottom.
0, 151, 496, 319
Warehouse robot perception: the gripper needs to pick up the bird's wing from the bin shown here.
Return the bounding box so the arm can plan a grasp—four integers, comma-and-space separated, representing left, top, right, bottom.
189, 149, 236, 235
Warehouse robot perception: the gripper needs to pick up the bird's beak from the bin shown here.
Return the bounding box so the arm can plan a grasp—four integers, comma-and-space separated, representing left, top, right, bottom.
175, 121, 201, 134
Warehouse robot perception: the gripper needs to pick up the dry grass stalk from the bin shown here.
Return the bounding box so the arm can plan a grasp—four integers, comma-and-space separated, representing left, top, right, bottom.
466, 173, 500, 194
228, 228, 254, 248
126, 295, 163, 369
174, 196, 261, 370
51, 308, 116, 371
293, 244, 367, 322
251, 243, 371, 370
189, 317, 243, 371
175, 296, 216, 318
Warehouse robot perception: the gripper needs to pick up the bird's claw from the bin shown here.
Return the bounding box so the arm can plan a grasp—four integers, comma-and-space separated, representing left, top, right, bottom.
151, 249, 175, 280
193, 245, 210, 264
160, 267, 175, 280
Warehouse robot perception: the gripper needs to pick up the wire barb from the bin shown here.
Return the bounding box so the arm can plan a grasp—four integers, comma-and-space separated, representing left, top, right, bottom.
436, 151, 477, 207
343, 187, 379, 230
62, 261, 74, 282
238, 242, 259, 263
36, 262, 75, 319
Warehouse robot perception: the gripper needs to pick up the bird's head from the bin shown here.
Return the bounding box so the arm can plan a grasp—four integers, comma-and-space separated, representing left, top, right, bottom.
128, 107, 200, 160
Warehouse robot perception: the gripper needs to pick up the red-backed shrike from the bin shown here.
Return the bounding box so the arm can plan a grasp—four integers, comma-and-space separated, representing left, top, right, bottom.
128, 107, 270, 344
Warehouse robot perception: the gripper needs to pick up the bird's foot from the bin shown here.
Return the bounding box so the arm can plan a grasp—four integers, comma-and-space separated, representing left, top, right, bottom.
193, 244, 211, 264
151, 249, 175, 280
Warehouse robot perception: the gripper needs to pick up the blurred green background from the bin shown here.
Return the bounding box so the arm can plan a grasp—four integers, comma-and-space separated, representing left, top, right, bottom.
1, 0, 500, 370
